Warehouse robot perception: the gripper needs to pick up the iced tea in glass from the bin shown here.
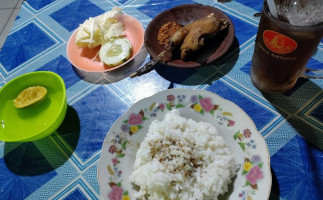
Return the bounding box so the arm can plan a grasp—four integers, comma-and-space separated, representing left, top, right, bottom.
250, 1, 323, 93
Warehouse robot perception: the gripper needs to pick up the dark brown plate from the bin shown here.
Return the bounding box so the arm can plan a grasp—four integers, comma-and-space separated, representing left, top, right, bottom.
145, 4, 235, 68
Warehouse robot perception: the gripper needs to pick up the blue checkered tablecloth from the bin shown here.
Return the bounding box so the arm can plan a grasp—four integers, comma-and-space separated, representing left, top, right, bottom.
0, 0, 322, 199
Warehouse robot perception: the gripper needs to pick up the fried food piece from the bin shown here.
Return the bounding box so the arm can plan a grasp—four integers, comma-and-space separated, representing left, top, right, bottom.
170, 13, 229, 60
170, 13, 219, 48
169, 27, 189, 49
157, 22, 182, 47
180, 29, 205, 59
180, 13, 221, 59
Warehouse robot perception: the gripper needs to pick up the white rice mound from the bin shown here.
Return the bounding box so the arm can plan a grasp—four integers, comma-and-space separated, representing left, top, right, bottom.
130, 109, 239, 200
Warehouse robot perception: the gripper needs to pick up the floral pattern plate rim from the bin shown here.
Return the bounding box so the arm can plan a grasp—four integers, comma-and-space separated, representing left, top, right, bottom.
97, 89, 272, 200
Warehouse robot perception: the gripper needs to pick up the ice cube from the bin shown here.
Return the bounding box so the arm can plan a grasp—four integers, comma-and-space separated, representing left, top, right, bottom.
276, 0, 323, 26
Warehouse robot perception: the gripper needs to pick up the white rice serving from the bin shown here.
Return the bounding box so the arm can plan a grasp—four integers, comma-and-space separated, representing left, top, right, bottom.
130, 109, 239, 200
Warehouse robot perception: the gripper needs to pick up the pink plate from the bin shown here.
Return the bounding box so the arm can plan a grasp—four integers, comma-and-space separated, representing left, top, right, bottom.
67, 14, 144, 72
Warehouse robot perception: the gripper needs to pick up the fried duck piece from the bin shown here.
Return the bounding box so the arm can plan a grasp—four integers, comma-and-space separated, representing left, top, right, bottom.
157, 22, 182, 47
170, 13, 229, 60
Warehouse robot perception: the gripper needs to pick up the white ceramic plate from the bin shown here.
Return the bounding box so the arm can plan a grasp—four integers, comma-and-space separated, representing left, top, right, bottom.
98, 89, 271, 200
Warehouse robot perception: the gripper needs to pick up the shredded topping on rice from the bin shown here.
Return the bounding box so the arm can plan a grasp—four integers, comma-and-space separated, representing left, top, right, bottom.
148, 137, 202, 178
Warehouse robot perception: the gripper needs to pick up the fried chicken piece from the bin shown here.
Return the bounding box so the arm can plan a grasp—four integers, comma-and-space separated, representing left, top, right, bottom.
169, 13, 229, 60
169, 13, 219, 49
180, 14, 221, 59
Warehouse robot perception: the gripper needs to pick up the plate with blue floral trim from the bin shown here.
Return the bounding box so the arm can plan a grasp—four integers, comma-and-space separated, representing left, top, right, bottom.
97, 89, 272, 200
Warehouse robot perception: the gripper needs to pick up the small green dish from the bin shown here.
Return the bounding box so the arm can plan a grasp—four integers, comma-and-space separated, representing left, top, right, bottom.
0, 71, 67, 142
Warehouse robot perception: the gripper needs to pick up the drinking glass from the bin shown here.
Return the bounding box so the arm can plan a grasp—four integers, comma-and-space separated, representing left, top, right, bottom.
250, 1, 323, 93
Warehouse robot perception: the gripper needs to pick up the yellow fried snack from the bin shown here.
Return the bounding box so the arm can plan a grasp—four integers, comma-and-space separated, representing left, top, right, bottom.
13, 86, 47, 108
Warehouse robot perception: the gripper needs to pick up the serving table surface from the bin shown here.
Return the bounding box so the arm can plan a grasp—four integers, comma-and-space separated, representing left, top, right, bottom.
0, 0, 322, 199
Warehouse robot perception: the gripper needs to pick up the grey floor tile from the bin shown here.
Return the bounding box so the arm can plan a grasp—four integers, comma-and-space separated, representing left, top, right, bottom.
0, 0, 23, 50
0, 8, 13, 32
0, 0, 20, 9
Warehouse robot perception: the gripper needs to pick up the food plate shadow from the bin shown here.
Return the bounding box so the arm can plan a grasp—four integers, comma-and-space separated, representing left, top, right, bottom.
217, 175, 236, 200
73, 46, 148, 84
155, 63, 198, 85
155, 37, 239, 86
4, 105, 80, 176
269, 168, 280, 200
209, 36, 240, 76
262, 80, 323, 150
